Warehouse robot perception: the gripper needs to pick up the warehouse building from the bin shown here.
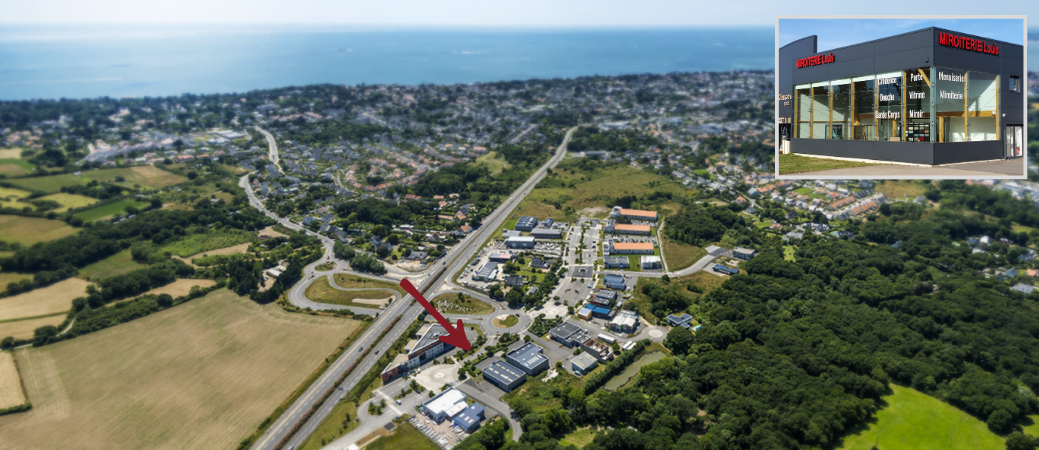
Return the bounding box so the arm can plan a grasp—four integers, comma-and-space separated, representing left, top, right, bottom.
550, 321, 590, 348
489, 252, 514, 263
609, 310, 639, 334
504, 342, 549, 376
604, 256, 630, 269
778, 27, 1024, 164
570, 352, 599, 376
505, 236, 536, 249
531, 227, 563, 239
453, 403, 486, 433
482, 359, 526, 392
473, 261, 499, 281
422, 388, 468, 423
603, 274, 627, 290
515, 216, 539, 231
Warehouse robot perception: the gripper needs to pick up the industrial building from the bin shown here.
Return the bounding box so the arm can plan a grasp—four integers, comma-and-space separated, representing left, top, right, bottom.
453, 403, 486, 433
609, 310, 639, 334
604, 256, 630, 269
590, 305, 615, 320
422, 388, 468, 423
531, 227, 563, 239
733, 247, 757, 260
610, 206, 659, 222
505, 236, 536, 249
549, 321, 590, 348
713, 264, 740, 275
778, 27, 1024, 164
606, 221, 651, 235
473, 261, 499, 281
504, 343, 549, 376
591, 289, 616, 306
570, 352, 599, 376
640, 255, 662, 270
603, 274, 627, 290
579, 337, 615, 362
515, 216, 539, 231
609, 241, 654, 255
482, 359, 526, 392
489, 252, 514, 263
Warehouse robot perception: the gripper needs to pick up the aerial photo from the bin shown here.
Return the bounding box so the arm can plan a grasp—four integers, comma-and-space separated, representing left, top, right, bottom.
1, 3, 1039, 450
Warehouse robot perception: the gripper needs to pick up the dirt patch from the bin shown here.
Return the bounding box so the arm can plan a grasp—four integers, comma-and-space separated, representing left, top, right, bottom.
0, 315, 66, 340
0, 352, 27, 409
137, 279, 218, 299
577, 206, 609, 218
258, 226, 287, 239
0, 278, 91, 321
0, 149, 23, 159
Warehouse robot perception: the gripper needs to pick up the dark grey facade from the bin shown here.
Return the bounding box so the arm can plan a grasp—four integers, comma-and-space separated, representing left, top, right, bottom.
778, 27, 1024, 165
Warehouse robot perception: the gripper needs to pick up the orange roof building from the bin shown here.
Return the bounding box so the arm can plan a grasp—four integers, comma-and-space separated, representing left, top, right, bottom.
615, 207, 658, 222
610, 242, 654, 254
611, 223, 651, 235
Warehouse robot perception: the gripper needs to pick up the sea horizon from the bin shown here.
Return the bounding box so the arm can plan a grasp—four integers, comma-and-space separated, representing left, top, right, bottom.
0, 24, 775, 101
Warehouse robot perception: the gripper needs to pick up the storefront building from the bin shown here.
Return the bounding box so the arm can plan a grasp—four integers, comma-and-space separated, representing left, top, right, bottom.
778, 27, 1024, 165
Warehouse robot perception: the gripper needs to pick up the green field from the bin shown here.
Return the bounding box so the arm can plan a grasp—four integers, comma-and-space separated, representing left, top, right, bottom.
0, 215, 78, 246
503, 370, 585, 413
602, 352, 666, 391
331, 274, 406, 297
660, 235, 706, 271
305, 277, 396, 308
7, 173, 88, 193
836, 385, 1004, 450
299, 400, 360, 450
37, 193, 99, 213
517, 161, 686, 222
778, 154, 888, 175
794, 187, 813, 195
365, 422, 438, 450
89, 166, 188, 190
1022, 414, 1039, 437
73, 198, 150, 222
0, 158, 36, 176
430, 293, 494, 315
561, 427, 598, 448
475, 151, 511, 175
161, 229, 255, 257
875, 180, 929, 201
76, 248, 146, 281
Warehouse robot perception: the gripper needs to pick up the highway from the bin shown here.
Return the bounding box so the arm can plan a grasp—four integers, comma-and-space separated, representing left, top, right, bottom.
249, 126, 578, 450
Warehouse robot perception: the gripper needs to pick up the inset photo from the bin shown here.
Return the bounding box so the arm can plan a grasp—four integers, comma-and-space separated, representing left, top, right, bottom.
775, 17, 1026, 179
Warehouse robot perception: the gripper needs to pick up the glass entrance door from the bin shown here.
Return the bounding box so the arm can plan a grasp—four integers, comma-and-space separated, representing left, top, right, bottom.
1005, 125, 1023, 159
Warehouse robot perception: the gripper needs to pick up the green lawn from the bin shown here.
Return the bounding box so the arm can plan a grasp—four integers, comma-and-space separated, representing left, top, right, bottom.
778, 154, 889, 175
836, 384, 1004, 450
430, 293, 494, 315
502, 370, 585, 413
73, 198, 150, 222
77, 248, 146, 281
794, 187, 813, 195
365, 422, 438, 450
561, 427, 598, 447
37, 193, 99, 213
0, 158, 37, 176
161, 229, 255, 257
299, 400, 360, 450
331, 274, 405, 297
7, 173, 89, 193
475, 151, 511, 175
1022, 414, 1039, 438
305, 277, 395, 308
660, 235, 706, 271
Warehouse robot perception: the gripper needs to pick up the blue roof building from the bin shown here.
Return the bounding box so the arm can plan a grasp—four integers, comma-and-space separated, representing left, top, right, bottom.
453, 403, 486, 433
482, 359, 526, 392
504, 342, 549, 376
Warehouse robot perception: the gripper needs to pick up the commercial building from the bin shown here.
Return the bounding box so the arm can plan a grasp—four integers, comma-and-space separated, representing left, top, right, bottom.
610, 206, 659, 222
579, 337, 615, 362
590, 305, 615, 320
505, 236, 536, 249
604, 256, 630, 269
570, 352, 599, 376
778, 27, 1024, 165
549, 321, 590, 348
733, 247, 757, 260
591, 289, 616, 306
713, 264, 740, 275
609, 310, 639, 334
422, 388, 468, 423
531, 227, 563, 239
489, 252, 514, 263
381, 324, 453, 382
640, 255, 662, 270
603, 274, 627, 290
453, 403, 486, 433
482, 359, 526, 392
577, 305, 593, 320
515, 216, 539, 232
609, 242, 654, 255
473, 261, 499, 281
606, 221, 652, 235
504, 342, 549, 376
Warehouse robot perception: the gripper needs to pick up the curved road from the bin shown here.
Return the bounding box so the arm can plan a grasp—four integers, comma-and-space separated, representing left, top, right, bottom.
250, 126, 579, 450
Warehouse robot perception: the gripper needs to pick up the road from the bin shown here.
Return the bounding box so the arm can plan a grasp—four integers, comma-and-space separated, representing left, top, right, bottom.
250, 126, 579, 450
254, 125, 280, 165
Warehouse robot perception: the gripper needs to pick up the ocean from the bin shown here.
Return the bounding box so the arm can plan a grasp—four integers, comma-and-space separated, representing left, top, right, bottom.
0, 25, 776, 101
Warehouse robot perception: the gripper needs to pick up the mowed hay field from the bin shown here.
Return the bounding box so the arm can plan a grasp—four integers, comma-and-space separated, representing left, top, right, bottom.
137, 279, 217, 299
89, 166, 187, 190
0, 352, 27, 409
76, 248, 146, 280
72, 198, 150, 222
0, 278, 91, 321
0, 216, 78, 246
0, 289, 364, 450
37, 193, 98, 213
6, 173, 88, 193
172, 243, 252, 267
0, 315, 66, 340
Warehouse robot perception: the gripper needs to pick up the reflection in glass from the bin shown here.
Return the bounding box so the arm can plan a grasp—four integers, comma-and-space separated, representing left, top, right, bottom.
904, 67, 931, 142
812, 82, 829, 139
796, 84, 812, 138
830, 79, 851, 140
876, 72, 902, 141
967, 71, 999, 141
852, 76, 875, 140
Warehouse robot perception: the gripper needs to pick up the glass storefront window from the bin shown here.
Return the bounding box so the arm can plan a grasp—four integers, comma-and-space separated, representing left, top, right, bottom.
967, 71, 999, 141
830, 79, 851, 140
904, 67, 932, 142
852, 76, 875, 140
812, 81, 829, 139
876, 72, 902, 141
936, 67, 966, 142
796, 84, 811, 138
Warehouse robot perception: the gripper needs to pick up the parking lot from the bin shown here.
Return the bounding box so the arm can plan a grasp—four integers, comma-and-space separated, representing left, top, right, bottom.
409, 413, 468, 448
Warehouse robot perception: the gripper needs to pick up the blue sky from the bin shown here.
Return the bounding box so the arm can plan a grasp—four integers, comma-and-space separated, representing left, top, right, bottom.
778, 19, 1025, 49
0, 0, 1035, 27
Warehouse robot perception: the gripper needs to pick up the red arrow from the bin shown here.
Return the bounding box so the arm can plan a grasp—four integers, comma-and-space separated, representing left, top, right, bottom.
400, 279, 471, 351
